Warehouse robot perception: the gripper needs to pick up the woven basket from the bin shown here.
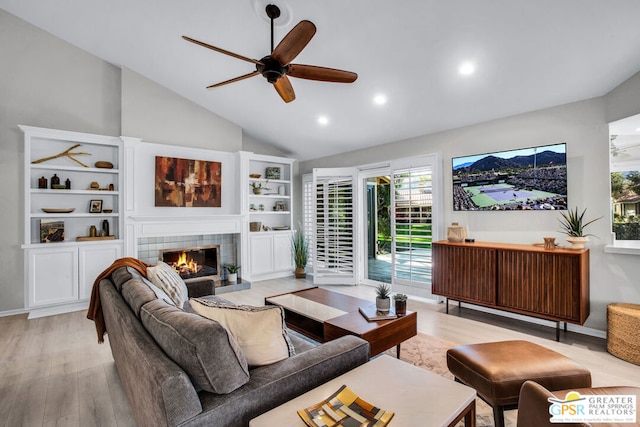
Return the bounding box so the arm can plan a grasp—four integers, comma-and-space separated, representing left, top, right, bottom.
249, 221, 261, 232
607, 303, 640, 366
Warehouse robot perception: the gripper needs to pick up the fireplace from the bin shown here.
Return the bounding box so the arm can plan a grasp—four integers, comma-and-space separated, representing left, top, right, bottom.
159, 245, 221, 282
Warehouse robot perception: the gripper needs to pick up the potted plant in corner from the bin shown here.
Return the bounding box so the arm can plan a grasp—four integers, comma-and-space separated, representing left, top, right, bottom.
375, 283, 391, 313
291, 229, 308, 278
558, 207, 601, 249
393, 293, 408, 316
223, 264, 240, 283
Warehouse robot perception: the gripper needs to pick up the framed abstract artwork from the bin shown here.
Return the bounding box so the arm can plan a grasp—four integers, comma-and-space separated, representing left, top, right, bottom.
155, 156, 222, 207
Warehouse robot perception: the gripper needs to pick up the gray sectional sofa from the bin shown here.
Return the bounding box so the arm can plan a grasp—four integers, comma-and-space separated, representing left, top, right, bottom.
99, 266, 370, 427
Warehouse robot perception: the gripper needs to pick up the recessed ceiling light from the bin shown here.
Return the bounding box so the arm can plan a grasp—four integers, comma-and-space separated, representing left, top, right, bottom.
317, 116, 329, 125
459, 62, 475, 76
373, 94, 387, 105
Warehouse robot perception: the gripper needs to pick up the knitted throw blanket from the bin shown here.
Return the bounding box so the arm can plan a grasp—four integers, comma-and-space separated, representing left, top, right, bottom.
87, 257, 150, 343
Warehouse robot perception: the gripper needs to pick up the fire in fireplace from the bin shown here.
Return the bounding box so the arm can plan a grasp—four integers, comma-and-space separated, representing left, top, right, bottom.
159, 245, 221, 281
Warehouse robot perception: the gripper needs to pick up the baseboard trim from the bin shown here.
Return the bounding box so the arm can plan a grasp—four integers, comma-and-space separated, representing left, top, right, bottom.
27, 301, 89, 319
0, 307, 29, 318
448, 301, 607, 340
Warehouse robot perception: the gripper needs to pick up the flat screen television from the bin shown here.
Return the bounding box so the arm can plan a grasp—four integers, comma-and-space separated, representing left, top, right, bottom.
452, 143, 567, 211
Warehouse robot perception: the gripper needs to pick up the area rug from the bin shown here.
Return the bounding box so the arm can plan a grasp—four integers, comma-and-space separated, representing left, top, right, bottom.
383, 333, 518, 427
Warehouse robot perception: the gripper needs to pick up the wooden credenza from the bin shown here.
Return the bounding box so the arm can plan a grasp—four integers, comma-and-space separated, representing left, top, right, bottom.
432, 240, 589, 325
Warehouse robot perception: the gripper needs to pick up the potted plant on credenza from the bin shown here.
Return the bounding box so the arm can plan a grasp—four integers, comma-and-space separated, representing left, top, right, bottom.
558, 207, 601, 249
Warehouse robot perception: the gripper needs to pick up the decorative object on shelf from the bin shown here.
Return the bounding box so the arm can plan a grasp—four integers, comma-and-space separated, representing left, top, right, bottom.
291, 228, 308, 279
223, 264, 240, 283
102, 219, 110, 236
274, 200, 285, 211
249, 173, 261, 179
250, 221, 262, 232
65, 178, 71, 189
38, 176, 47, 189
259, 204, 265, 211
103, 209, 113, 213
393, 293, 408, 316
155, 156, 221, 207
89, 181, 100, 189
95, 161, 114, 169
31, 143, 90, 168
543, 237, 556, 249
272, 226, 290, 230
446, 222, 467, 242
89, 225, 97, 237
40, 219, 64, 243
250, 203, 256, 211
265, 167, 281, 180
108, 183, 114, 191
99, 229, 107, 237
262, 225, 270, 231
278, 186, 285, 195
89, 199, 103, 213
41, 208, 74, 214
375, 283, 391, 313
558, 207, 601, 249
50, 173, 60, 189
250, 180, 270, 195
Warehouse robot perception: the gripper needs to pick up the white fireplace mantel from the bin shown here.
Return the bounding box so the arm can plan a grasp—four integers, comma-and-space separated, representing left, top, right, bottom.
128, 215, 245, 238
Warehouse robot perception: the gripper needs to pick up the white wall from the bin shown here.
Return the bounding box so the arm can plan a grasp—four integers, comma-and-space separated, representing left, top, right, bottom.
300, 96, 640, 332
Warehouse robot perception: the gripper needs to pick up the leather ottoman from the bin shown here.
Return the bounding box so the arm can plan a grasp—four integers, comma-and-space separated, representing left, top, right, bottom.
446, 340, 592, 427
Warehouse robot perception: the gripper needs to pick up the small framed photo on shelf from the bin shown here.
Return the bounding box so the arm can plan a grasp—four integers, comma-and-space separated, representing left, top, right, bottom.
89, 199, 103, 213
265, 166, 281, 180
40, 219, 64, 243
275, 200, 286, 211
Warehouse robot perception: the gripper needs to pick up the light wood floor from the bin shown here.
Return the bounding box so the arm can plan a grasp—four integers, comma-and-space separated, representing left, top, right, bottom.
1, 276, 639, 426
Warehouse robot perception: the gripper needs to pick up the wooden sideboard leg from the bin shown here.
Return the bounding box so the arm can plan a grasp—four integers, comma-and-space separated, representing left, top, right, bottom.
446, 298, 449, 314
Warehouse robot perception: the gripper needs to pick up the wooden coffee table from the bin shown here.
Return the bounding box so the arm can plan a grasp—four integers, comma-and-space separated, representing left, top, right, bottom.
265, 287, 417, 357
249, 355, 476, 426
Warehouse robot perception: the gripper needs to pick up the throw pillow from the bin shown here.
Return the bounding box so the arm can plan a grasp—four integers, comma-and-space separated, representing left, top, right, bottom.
190, 298, 295, 368
147, 261, 188, 307
141, 276, 175, 306
140, 299, 249, 394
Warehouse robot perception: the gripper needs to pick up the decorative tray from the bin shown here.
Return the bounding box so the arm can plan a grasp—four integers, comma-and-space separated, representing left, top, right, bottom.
297, 385, 394, 427
272, 226, 290, 230
42, 208, 75, 213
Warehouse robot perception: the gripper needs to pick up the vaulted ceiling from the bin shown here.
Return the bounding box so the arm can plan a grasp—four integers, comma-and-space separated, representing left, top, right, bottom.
3, 0, 640, 161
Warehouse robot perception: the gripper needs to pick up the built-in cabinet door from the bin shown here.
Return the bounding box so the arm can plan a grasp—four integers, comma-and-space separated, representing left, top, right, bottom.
273, 232, 293, 272
250, 234, 274, 276
27, 247, 78, 307
78, 243, 122, 300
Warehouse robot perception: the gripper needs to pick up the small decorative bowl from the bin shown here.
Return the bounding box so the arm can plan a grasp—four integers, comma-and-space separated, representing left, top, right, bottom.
103, 209, 113, 213
249, 174, 261, 178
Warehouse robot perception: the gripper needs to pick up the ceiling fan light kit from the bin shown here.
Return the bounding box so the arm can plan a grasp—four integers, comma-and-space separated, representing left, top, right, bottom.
183, 4, 357, 103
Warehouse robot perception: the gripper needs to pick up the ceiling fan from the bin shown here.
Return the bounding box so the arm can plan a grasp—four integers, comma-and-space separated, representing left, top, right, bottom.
610, 136, 640, 158
182, 4, 357, 103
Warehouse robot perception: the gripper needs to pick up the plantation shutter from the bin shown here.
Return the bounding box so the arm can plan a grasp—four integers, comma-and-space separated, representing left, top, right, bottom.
391, 164, 433, 295
312, 168, 357, 285
302, 174, 314, 272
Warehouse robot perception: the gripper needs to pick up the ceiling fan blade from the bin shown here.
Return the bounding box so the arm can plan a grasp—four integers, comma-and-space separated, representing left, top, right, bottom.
287, 64, 358, 83
182, 36, 263, 66
271, 20, 316, 65
273, 75, 296, 103
206, 71, 260, 89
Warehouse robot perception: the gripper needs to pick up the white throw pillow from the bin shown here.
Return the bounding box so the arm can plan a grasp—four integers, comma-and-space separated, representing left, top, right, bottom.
146, 262, 188, 308
141, 276, 176, 306
190, 298, 295, 368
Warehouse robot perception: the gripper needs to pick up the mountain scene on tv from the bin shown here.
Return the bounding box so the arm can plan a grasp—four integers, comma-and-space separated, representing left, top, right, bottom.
453, 144, 567, 211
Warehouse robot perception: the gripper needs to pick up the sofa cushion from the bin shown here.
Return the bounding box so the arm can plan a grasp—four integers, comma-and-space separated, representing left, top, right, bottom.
190, 298, 295, 368
121, 276, 158, 318
140, 299, 249, 394
147, 261, 188, 307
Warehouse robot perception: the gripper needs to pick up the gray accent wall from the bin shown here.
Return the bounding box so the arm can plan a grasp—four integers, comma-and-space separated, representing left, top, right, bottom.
299, 87, 640, 331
